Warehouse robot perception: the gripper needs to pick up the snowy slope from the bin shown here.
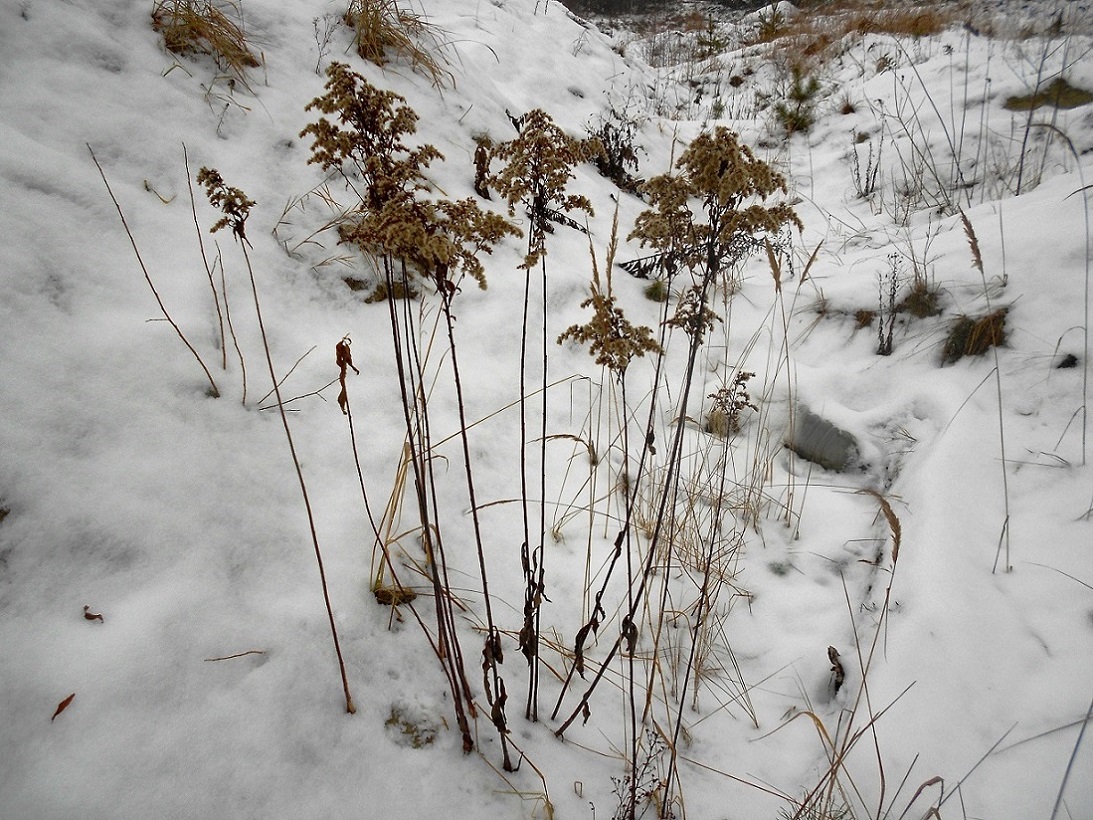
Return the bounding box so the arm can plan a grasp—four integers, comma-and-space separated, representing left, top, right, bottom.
1, 1, 1091, 818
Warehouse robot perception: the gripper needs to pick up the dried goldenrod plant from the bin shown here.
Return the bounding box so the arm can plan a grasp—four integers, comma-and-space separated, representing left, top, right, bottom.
630, 127, 801, 285
490, 109, 599, 270
706, 370, 757, 437
301, 64, 519, 761
556, 128, 801, 820
559, 210, 660, 376
490, 109, 599, 721
301, 62, 441, 211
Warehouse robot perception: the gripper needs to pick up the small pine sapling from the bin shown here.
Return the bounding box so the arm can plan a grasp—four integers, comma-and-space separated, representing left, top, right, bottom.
586, 103, 645, 195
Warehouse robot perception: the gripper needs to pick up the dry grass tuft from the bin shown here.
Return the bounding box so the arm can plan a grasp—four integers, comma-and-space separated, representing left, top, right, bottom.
152, 0, 260, 80
1004, 77, 1093, 111
942, 308, 1008, 364
898, 279, 942, 318
754, 1, 954, 65
364, 279, 419, 303
854, 308, 875, 329
343, 0, 453, 88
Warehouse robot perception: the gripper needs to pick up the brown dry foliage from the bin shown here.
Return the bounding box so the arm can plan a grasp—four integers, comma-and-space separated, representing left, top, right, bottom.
152, 0, 260, 80
631, 126, 801, 279
942, 308, 1008, 364
751, 1, 954, 66
344, 0, 453, 88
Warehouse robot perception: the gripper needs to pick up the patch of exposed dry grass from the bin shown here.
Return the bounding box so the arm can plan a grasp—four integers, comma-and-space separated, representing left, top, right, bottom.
942, 308, 1008, 364
152, 0, 260, 80
343, 0, 453, 88
749, 1, 955, 67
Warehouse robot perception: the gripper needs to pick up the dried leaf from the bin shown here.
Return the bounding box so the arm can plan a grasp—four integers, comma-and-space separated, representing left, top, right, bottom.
828, 646, 845, 694
621, 618, 638, 655
51, 693, 75, 722
336, 335, 359, 415
765, 237, 782, 292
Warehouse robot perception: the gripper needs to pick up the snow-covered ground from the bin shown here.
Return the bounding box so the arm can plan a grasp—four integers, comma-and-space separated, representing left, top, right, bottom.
1, 1, 1091, 818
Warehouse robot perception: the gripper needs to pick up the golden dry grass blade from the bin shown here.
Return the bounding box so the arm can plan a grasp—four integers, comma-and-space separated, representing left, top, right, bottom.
799, 239, 823, 284
765, 237, 782, 292
858, 488, 901, 564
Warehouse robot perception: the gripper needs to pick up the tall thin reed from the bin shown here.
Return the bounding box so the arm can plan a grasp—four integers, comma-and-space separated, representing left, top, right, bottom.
88, 145, 221, 399
959, 210, 1012, 573
197, 167, 355, 713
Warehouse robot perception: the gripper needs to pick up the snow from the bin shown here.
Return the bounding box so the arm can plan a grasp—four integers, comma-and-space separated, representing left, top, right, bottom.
1, 0, 1092, 818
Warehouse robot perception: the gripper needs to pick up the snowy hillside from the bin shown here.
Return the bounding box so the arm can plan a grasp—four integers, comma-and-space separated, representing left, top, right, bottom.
1, 1, 1091, 818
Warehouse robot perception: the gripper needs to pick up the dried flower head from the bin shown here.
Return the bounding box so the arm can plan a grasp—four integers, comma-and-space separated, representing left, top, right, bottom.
559, 291, 661, 375
197, 166, 254, 244
300, 62, 441, 209
343, 192, 520, 292
631, 126, 801, 280
489, 109, 599, 269
665, 284, 721, 342
707, 370, 758, 435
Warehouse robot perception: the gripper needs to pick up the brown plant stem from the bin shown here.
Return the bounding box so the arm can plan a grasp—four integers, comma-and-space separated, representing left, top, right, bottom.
239, 240, 354, 714
383, 256, 475, 751
438, 283, 514, 771
555, 270, 715, 738
88, 144, 220, 399
183, 143, 227, 371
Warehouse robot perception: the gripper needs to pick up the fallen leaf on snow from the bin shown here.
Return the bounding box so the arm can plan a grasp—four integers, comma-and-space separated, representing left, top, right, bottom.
51, 693, 75, 722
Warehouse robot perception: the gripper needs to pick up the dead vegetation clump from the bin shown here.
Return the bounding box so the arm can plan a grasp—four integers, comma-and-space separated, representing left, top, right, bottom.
941, 308, 1008, 364
749, 1, 954, 64
151, 0, 260, 79
1004, 76, 1093, 111
343, 0, 452, 88
898, 278, 942, 318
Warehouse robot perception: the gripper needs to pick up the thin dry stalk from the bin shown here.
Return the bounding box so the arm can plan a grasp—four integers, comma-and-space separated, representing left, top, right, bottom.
211, 245, 248, 404
183, 144, 226, 370
88, 145, 221, 399
959, 210, 1012, 573
198, 168, 355, 714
